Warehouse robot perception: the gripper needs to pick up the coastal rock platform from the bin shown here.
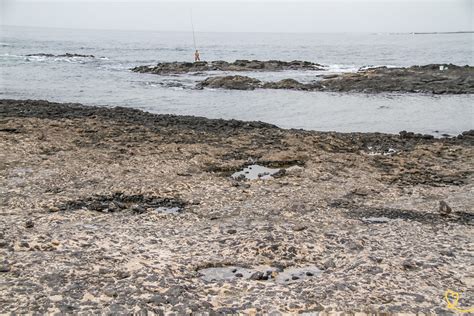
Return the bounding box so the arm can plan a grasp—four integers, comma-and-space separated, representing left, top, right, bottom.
131, 60, 324, 74
1, 99, 473, 314
196, 64, 474, 94
318, 64, 474, 94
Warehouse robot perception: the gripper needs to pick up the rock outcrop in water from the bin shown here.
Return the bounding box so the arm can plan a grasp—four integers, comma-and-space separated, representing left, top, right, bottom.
197, 76, 315, 91
262, 78, 313, 90
319, 64, 474, 94
197, 64, 474, 94
197, 75, 263, 90
131, 60, 324, 74
1, 99, 473, 314
26, 53, 95, 58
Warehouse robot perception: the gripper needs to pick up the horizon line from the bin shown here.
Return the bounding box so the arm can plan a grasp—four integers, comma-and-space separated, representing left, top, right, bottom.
2, 24, 473, 35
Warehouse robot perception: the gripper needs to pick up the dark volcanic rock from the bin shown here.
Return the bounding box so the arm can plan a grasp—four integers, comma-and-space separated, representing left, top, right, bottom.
262, 78, 316, 91
58, 192, 186, 213
197, 76, 318, 91
0, 99, 278, 136
197, 75, 262, 90
0, 263, 10, 272
131, 60, 324, 74
26, 53, 95, 58
319, 64, 474, 94
194, 64, 473, 94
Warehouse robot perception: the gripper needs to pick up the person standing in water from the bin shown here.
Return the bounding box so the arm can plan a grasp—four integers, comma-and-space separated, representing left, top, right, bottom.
194, 50, 201, 62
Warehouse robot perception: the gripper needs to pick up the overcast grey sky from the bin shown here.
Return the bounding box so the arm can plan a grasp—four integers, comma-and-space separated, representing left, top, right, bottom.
1, 0, 473, 33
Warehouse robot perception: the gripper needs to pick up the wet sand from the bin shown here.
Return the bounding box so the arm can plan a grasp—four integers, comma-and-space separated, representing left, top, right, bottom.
0, 99, 473, 314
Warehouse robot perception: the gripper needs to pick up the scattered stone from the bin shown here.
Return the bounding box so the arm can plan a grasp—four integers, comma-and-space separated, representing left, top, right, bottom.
58, 192, 185, 214
249, 272, 266, 280
48, 206, 60, 212
402, 260, 417, 270
99, 268, 112, 274
116, 271, 131, 279
292, 225, 307, 231
131, 204, 146, 214
0, 263, 11, 272
439, 200, 452, 216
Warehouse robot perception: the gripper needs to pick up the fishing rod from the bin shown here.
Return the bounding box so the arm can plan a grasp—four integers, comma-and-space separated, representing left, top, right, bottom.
190, 9, 197, 51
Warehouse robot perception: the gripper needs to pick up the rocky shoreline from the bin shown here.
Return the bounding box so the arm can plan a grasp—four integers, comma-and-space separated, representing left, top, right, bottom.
26, 53, 96, 58
131, 60, 324, 74
132, 60, 474, 94
197, 64, 474, 94
1, 99, 473, 314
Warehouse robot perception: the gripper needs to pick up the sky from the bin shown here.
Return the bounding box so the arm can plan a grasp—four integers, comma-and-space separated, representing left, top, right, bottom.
1, 0, 473, 33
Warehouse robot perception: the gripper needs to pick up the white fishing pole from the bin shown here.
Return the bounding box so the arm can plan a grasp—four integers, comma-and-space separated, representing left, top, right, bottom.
190, 9, 197, 51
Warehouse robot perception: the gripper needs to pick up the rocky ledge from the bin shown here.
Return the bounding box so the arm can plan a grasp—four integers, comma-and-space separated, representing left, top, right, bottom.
26, 53, 95, 58
131, 60, 324, 74
197, 64, 474, 94
1, 99, 473, 314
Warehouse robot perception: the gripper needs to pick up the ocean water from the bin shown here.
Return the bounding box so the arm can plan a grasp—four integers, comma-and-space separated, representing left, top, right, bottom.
1, 25, 473, 135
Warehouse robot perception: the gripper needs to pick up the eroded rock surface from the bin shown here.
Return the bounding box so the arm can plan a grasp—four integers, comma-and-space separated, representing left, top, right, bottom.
196, 64, 474, 94
131, 60, 324, 74
26, 53, 95, 58
320, 64, 474, 94
1, 99, 473, 314
197, 75, 263, 90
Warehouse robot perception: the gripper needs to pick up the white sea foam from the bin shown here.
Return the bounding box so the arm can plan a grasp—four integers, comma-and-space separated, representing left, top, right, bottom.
324, 64, 359, 73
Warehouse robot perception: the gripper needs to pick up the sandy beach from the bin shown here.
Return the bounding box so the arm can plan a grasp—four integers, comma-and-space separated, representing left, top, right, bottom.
1, 99, 473, 314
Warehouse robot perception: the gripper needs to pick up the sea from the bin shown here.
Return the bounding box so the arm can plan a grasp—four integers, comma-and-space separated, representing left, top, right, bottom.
1, 25, 473, 135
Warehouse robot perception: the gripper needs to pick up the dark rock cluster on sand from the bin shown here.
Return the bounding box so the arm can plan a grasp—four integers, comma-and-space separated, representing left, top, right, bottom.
1, 99, 473, 314
131, 60, 324, 74
197, 64, 474, 94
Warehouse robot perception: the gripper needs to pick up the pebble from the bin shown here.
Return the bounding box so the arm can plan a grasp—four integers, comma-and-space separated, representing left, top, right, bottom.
439, 200, 452, 216
0, 264, 11, 272
402, 260, 417, 270
48, 206, 60, 212
292, 225, 307, 231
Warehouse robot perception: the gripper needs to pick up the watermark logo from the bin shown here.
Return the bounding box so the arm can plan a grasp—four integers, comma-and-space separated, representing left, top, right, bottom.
445, 289, 474, 313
